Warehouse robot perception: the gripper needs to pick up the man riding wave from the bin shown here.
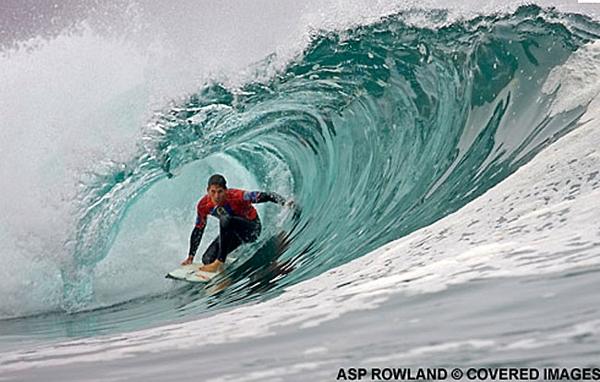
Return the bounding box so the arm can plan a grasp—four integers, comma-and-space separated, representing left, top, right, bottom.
181, 174, 295, 273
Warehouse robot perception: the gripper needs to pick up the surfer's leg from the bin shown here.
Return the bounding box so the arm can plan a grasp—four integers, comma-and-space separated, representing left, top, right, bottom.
217, 232, 242, 262
201, 236, 220, 265
217, 215, 243, 262
205, 215, 261, 265
227, 216, 262, 243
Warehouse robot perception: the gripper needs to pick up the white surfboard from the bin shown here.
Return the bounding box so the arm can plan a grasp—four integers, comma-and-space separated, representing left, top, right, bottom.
165, 257, 237, 283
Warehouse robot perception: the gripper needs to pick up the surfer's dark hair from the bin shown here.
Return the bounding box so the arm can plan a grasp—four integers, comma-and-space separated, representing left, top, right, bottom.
207, 174, 227, 189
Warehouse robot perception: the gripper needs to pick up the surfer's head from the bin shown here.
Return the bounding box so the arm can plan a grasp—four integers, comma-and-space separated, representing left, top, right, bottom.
207, 174, 227, 204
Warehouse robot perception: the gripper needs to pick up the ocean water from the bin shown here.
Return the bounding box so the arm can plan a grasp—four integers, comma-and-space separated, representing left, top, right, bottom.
1, 1, 600, 381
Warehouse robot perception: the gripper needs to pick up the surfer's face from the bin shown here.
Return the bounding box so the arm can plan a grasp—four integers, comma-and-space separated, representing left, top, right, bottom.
208, 185, 227, 205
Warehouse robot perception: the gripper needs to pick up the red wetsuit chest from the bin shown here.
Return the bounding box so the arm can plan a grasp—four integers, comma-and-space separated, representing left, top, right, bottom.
195, 189, 258, 229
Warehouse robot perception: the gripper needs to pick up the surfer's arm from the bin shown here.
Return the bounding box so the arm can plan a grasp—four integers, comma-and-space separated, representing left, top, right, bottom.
243, 191, 288, 206
188, 226, 204, 257
182, 226, 204, 265
182, 204, 208, 265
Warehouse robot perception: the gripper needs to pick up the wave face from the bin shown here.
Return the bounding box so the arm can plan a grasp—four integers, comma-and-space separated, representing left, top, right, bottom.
0, 4, 599, 340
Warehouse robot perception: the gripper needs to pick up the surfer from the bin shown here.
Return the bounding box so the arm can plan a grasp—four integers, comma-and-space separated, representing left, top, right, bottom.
181, 174, 294, 273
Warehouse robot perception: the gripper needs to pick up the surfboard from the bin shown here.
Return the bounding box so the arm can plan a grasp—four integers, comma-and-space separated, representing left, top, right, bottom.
166, 257, 237, 283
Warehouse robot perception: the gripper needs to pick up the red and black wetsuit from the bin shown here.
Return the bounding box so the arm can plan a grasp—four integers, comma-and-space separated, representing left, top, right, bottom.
188, 189, 286, 264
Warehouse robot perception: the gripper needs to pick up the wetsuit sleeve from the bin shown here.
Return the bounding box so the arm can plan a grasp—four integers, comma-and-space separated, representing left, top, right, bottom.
189, 201, 208, 257
243, 191, 287, 205
188, 226, 204, 258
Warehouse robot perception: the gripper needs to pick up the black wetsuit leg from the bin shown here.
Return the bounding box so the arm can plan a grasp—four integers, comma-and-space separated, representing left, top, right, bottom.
201, 236, 228, 265
201, 215, 261, 264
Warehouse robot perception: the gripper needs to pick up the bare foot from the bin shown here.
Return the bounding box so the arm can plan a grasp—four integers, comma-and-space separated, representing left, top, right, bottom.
199, 260, 223, 273
181, 256, 194, 266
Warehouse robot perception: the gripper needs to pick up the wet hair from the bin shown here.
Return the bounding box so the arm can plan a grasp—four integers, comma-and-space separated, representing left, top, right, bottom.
207, 174, 227, 189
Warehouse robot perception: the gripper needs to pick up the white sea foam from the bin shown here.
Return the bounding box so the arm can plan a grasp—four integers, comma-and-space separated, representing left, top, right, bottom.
543, 40, 600, 116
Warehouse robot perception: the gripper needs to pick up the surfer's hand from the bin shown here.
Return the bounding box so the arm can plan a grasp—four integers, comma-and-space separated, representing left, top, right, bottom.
286, 199, 301, 220
181, 256, 194, 265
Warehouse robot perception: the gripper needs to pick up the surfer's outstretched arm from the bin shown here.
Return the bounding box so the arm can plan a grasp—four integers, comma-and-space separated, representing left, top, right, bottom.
244, 191, 290, 206
244, 190, 300, 220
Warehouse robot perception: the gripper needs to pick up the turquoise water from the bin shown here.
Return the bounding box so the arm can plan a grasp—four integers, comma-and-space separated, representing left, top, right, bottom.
1, 3, 600, 380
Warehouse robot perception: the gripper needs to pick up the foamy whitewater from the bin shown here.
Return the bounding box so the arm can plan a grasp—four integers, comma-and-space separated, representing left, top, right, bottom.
1, 1, 600, 381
